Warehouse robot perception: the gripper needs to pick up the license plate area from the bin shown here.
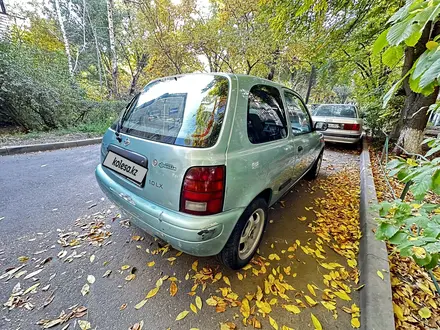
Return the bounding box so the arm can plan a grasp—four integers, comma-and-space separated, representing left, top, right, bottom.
103, 147, 148, 186
328, 123, 341, 129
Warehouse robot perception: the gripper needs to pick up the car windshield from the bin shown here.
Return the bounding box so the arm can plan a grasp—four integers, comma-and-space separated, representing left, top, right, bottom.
120, 74, 229, 148
312, 104, 357, 118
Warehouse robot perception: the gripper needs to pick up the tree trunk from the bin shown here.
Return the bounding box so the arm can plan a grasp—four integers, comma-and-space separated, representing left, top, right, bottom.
305, 65, 316, 104
395, 89, 439, 154
393, 22, 440, 154
106, 0, 118, 97
54, 0, 73, 76
128, 54, 148, 95
267, 66, 275, 81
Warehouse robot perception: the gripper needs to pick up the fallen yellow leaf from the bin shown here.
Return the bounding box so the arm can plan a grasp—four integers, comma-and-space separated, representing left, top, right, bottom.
175, 310, 189, 321
206, 297, 217, 306
223, 276, 231, 286
334, 290, 351, 301
195, 296, 202, 310
351, 317, 360, 328
146, 287, 159, 299
170, 281, 178, 297
256, 301, 272, 314
192, 260, 198, 272
240, 298, 250, 318
125, 274, 136, 281
190, 303, 197, 314
283, 304, 300, 314
268, 253, 281, 261
305, 295, 318, 306
121, 265, 130, 270
377, 270, 384, 280
147, 261, 155, 267
311, 313, 322, 330
307, 284, 316, 297
269, 316, 278, 330
418, 307, 431, 319
393, 303, 404, 321
135, 299, 148, 309
321, 301, 336, 311
347, 259, 357, 268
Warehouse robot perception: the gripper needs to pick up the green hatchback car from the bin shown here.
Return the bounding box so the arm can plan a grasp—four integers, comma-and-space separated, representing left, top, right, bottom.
95, 73, 327, 269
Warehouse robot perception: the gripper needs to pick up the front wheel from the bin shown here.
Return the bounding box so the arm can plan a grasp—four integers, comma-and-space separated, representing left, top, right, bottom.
219, 198, 268, 270
305, 150, 323, 180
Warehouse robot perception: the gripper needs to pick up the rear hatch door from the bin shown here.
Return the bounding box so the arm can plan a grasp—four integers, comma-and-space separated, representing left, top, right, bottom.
101, 74, 231, 211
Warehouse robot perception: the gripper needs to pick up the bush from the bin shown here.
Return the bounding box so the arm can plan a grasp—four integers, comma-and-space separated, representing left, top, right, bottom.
0, 42, 125, 132
363, 95, 404, 137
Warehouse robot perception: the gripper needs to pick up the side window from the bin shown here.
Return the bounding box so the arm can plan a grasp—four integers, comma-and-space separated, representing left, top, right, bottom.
283, 92, 312, 135
247, 85, 288, 144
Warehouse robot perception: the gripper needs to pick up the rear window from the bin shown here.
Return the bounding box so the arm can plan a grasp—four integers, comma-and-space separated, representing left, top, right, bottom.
312, 104, 357, 118
120, 75, 229, 148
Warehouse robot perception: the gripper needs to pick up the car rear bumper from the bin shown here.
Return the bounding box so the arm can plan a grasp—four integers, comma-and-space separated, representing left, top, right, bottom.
322, 132, 363, 144
95, 164, 244, 256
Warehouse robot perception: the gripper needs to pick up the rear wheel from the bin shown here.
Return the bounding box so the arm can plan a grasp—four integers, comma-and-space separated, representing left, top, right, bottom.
219, 198, 268, 270
305, 150, 323, 180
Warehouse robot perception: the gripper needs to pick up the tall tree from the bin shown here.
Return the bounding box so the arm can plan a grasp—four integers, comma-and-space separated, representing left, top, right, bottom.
106, 0, 118, 96
54, 0, 73, 76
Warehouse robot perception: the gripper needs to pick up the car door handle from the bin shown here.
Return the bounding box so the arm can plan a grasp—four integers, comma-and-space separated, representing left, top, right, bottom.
298, 146, 303, 152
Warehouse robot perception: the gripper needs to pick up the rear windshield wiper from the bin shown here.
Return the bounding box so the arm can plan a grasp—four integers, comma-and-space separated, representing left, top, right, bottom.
115, 93, 140, 142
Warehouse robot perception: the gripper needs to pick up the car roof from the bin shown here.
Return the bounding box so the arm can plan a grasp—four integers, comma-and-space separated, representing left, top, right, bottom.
148, 72, 293, 92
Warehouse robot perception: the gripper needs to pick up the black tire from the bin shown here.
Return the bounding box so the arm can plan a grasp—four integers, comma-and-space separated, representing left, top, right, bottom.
305, 150, 323, 180
219, 198, 268, 270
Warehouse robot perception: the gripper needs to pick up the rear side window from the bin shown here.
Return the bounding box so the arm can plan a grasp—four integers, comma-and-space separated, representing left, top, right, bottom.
120, 75, 229, 148
284, 91, 312, 134
247, 85, 287, 144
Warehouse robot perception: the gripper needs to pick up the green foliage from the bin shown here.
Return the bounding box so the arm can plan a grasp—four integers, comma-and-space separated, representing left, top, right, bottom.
377, 0, 440, 105
0, 42, 123, 131
363, 95, 404, 135
375, 137, 440, 270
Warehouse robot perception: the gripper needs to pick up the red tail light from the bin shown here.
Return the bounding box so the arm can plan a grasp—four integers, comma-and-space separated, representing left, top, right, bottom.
180, 166, 225, 215
343, 123, 360, 131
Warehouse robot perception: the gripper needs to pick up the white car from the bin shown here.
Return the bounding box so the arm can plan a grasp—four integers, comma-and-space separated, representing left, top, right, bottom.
311, 104, 363, 145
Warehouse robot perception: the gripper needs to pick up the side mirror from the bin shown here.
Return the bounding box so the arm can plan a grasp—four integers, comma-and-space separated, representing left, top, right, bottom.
314, 121, 328, 131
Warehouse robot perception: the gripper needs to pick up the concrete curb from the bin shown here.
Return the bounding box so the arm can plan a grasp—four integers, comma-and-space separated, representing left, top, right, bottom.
0, 137, 102, 156
359, 138, 395, 330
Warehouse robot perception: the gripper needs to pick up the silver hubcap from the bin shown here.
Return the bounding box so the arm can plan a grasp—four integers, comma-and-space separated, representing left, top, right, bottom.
238, 208, 265, 260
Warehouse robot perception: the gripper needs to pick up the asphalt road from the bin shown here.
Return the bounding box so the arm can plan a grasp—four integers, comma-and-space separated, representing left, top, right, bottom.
0, 145, 360, 330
